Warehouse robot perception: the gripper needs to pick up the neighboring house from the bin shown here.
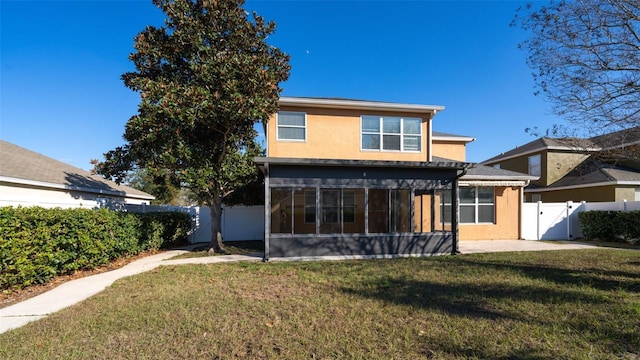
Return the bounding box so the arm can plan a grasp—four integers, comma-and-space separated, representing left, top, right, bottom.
482, 127, 640, 202
0, 140, 154, 208
255, 97, 536, 260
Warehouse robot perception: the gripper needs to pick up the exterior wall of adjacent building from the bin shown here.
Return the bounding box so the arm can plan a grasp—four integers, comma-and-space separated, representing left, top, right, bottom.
0, 182, 150, 209
545, 152, 590, 185
267, 106, 432, 161
526, 186, 615, 202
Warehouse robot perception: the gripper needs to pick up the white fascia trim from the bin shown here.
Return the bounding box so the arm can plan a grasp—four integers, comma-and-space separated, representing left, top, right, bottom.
460, 180, 529, 187
432, 135, 476, 143
482, 146, 600, 165
0, 176, 155, 200
525, 180, 640, 193
279, 97, 445, 115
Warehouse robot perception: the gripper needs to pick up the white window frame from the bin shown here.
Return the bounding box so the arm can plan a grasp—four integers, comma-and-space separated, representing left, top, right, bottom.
440, 186, 495, 224
360, 116, 422, 153
528, 154, 541, 177
276, 111, 306, 141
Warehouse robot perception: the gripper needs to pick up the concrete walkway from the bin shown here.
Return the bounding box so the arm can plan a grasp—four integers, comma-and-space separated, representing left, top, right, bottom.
0, 248, 262, 334
0, 240, 601, 334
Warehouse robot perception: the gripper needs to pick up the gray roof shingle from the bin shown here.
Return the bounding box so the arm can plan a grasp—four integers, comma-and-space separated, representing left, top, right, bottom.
0, 140, 153, 200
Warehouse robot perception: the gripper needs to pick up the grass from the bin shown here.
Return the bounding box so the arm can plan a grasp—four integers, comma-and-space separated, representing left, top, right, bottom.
169, 240, 264, 259
1, 249, 639, 359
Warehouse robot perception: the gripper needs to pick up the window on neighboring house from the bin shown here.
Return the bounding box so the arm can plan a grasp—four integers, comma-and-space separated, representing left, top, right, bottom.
635, 188, 640, 201
361, 116, 421, 152
493, 164, 501, 169
531, 194, 542, 203
528, 154, 541, 176
277, 111, 306, 141
440, 186, 495, 224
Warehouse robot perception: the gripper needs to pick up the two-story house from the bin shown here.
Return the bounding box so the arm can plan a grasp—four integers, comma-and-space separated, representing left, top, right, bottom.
256, 97, 536, 260
482, 127, 640, 203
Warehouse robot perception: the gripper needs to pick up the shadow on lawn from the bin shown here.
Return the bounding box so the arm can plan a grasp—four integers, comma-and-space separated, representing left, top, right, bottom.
455, 258, 640, 294
340, 258, 640, 358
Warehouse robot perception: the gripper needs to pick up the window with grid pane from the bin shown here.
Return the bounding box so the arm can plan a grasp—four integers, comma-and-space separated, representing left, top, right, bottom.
440, 186, 495, 224
361, 116, 421, 152
277, 111, 306, 141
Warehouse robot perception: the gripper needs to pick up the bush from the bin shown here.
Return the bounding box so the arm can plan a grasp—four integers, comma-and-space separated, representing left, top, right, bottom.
578, 210, 640, 244
0, 207, 191, 290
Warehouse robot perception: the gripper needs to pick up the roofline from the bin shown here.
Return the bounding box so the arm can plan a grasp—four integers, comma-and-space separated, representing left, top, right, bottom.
432, 135, 476, 143
462, 174, 539, 181
254, 157, 473, 170
0, 176, 156, 200
482, 145, 600, 165
525, 180, 640, 193
460, 180, 530, 187
278, 97, 445, 115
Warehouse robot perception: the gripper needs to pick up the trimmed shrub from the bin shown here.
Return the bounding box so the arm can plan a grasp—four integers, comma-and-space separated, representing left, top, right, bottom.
0, 207, 191, 290
578, 210, 640, 244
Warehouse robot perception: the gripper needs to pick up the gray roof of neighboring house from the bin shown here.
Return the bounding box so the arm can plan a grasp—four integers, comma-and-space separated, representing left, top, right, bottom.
483, 126, 640, 165
528, 160, 640, 191
431, 156, 537, 182
0, 140, 154, 200
589, 126, 640, 148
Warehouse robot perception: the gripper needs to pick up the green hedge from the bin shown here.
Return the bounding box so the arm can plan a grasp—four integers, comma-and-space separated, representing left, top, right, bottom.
578, 210, 640, 243
0, 207, 191, 290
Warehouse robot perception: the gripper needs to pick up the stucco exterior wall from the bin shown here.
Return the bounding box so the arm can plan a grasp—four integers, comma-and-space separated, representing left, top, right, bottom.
615, 186, 640, 201
527, 186, 616, 202
432, 141, 466, 161
0, 183, 150, 208
458, 186, 521, 240
545, 152, 589, 185
492, 154, 538, 183
267, 106, 431, 161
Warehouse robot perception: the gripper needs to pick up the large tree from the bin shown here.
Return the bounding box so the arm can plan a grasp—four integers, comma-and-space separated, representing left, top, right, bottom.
514, 0, 640, 145
97, 0, 290, 253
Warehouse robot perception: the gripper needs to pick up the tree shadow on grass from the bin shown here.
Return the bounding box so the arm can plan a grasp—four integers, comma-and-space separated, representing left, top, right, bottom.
339, 258, 640, 358
455, 257, 640, 293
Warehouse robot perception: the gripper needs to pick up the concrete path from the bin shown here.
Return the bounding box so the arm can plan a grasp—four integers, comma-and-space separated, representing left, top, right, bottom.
0, 249, 261, 334
458, 240, 600, 254
0, 240, 601, 334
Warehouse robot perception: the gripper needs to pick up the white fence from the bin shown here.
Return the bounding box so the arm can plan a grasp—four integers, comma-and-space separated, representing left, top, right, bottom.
126, 204, 264, 244
521, 200, 640, 240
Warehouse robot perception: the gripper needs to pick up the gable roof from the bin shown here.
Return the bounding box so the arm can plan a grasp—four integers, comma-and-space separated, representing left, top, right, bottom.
526, 160, 640, 192
0, 140, 154, 200
482, 137, 597, 164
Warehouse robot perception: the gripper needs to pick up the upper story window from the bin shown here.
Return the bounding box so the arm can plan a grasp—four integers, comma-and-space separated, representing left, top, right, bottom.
361, 116, 422, 152
277, 111, 306, 141
528, 154, 541, 176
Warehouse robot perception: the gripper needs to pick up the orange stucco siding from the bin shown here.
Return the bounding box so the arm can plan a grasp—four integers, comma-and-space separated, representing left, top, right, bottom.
459, 186, 521, 240
432, 141, 466, 161
267, 106, 431, 161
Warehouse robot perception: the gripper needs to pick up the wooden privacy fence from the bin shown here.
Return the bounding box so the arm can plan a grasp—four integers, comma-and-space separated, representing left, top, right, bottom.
521, 200, 640, 241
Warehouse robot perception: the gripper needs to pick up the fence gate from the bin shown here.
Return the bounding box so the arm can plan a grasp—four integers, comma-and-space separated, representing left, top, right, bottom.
522, 201, 582, 241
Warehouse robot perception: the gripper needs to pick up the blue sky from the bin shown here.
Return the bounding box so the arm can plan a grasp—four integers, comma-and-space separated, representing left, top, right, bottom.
1, 0, 562, 170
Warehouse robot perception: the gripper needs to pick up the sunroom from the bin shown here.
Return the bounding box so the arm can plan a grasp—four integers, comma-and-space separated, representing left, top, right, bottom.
255, 157, 471, 260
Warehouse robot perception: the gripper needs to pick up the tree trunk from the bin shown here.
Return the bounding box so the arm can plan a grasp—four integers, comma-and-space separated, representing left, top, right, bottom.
208, 193, 228, 255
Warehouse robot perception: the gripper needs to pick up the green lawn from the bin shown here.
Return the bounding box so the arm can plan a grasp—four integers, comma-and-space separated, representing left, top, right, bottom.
1, 249, 639, 359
